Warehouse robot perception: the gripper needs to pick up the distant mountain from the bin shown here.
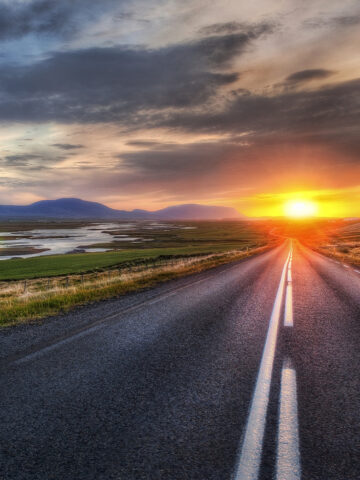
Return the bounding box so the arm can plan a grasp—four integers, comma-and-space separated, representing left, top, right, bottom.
0, 198, 243, 220
0, 198, 133, 220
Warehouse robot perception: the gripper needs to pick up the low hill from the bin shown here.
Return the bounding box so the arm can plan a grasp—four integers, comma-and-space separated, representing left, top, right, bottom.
0, 198, 243, 220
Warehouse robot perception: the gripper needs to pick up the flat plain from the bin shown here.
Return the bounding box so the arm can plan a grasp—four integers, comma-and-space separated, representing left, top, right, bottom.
0, 220, 274, 326
0, 220, 271, 279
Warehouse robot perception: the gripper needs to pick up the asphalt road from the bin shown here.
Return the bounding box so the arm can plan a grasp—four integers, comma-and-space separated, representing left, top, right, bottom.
1, 241, 360, 480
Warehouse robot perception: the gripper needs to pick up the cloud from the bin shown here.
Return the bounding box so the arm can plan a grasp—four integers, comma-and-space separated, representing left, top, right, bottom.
0, 2, 359, 211
153, 79, 360, 141
0, 0, 126, 41
51, 143, 84, 150
73, 126, 358, 203
0, 27, 272, 123
109, 77, 360, 197
119, 142, 237, 179
2, 151, 72, 169
4, 154, 42, 166
0, 176, 27, 187
1, 51, 359, 191
304, 14, 360, 29
0, 21, 355, 159
125, 140, 168, 148
285, 69, 335, 84
198, 21, 273, 36
70, 140, 253, 201
332, 15, 360, 27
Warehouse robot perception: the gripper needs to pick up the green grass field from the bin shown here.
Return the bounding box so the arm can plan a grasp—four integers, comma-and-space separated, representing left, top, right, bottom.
0, 246, 272, 326
0, 244, 247, 280
0, 220, 275, 325
0, 220, 271, 280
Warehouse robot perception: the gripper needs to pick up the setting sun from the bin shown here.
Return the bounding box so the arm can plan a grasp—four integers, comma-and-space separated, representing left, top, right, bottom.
284, 200, 318, 218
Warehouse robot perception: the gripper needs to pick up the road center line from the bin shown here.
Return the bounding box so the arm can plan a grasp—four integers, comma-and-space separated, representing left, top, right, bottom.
233, 250, 290, 480
284, 263, 293, 328
276, 357, 301, 480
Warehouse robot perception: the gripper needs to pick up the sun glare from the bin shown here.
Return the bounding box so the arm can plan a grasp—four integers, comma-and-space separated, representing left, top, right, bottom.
284, 200, 318, 218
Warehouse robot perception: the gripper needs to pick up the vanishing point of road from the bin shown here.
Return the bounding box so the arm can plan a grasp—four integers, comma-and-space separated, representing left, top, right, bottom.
1, 240, 360, 480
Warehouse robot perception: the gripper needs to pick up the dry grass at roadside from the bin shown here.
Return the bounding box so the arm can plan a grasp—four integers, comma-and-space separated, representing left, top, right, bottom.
315, 244, 360, 267
307, 221, 360, 268
0, 246, 270, 327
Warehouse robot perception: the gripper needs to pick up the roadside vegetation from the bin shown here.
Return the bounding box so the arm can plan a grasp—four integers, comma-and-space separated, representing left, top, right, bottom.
310, 220, 360, 267
0, 220, 276, 326
0, 246, 272, 327
0, 245, 243, 280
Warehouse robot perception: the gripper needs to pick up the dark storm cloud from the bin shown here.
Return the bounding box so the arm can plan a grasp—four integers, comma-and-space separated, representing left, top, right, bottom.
0, 0, 124, 40
285, 69, 335, 84
198, 21, 272, 36
155, 79, 360, 140
0, 6, 357, 178
0, 27, 270, 122
51, 143, 84, 150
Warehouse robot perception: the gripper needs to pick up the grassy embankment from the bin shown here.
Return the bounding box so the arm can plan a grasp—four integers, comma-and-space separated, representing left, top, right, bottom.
0, 221, 275, 326
0, 245, 238, 280
310, 220, 360, 267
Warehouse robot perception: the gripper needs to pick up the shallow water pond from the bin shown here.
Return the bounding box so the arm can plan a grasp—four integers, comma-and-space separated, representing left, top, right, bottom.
0, 223, 127, 260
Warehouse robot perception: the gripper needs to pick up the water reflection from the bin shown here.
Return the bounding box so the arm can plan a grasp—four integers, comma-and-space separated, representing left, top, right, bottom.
0, 223, 122, 260
0, 222, 196, 260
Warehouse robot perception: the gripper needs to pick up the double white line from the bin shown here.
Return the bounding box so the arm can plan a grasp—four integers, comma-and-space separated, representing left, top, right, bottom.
233, 243, 300, 480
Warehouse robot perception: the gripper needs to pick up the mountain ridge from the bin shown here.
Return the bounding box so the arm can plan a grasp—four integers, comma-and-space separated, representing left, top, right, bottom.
0, 198, 244, 220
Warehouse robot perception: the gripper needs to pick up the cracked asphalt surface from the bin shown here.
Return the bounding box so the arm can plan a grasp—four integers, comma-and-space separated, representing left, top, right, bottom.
0, 242, 359, 479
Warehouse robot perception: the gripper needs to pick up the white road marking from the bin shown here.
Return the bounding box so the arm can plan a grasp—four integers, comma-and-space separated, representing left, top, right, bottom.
276, 358, 301, 480
284, 285, 293, 328
233, 251, 290, 480
287, 269, 292, 283
284, 260, 293, 327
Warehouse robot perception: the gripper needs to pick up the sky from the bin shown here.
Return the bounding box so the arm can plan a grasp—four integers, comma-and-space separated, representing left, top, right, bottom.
0, 0, 359, 217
